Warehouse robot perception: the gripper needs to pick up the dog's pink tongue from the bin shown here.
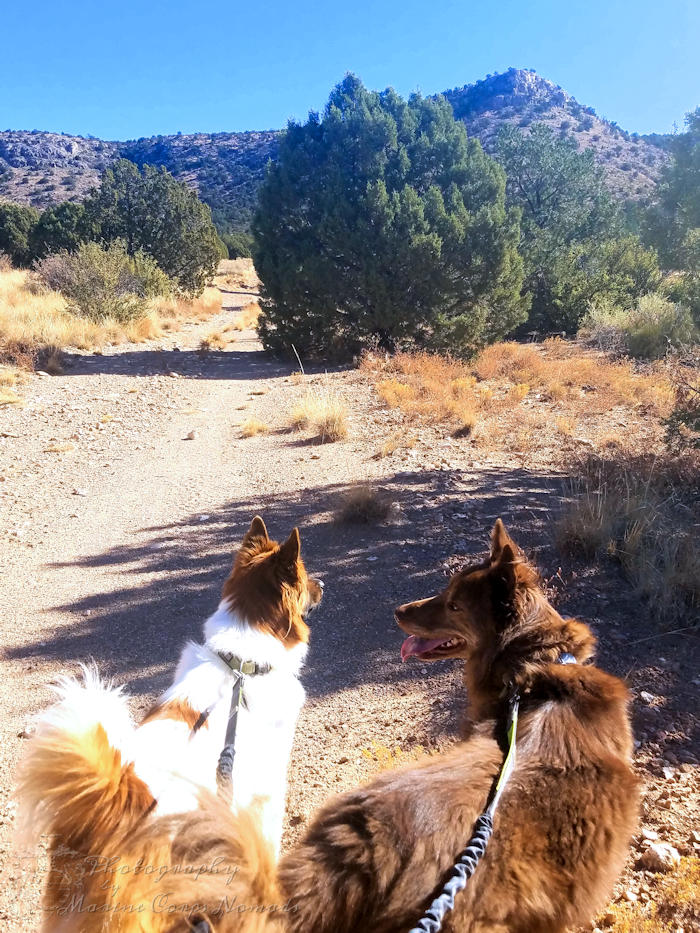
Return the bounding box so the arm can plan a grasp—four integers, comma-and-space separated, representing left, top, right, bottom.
400, 635, 447, 662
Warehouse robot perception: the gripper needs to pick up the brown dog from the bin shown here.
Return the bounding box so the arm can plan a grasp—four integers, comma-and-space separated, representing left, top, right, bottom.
278, 520, 638, 933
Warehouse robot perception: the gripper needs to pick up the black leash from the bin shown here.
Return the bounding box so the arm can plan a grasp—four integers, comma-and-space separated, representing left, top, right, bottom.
215, 652, 271, 803
408, 650, 577, 933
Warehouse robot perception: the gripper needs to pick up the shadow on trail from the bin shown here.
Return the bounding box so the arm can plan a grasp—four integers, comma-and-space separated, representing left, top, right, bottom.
9, 466, 567, 707
56, 345, 289, 380
56, 342, 353, 382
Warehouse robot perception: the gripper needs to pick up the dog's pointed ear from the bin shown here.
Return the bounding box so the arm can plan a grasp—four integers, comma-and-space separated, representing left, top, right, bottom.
243, 515, 269, 545
490, 518, 516, 563
277, 527, 301, 578
490, 542, 518, 628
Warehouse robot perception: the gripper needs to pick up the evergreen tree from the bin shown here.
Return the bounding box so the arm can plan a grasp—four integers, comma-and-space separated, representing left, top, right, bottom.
85, 160, 222, 294
497, 123, 659, 332
644, 108, 700, 270
253, 75, 527, 357
29, 201, 91, 259
0, 202, 39, 265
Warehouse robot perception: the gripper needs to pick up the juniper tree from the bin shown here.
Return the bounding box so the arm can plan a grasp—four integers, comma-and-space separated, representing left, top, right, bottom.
85, 160, 222, 294
497, 123, 659, 332
253, 75, 527, 357
0, 202, 39, 265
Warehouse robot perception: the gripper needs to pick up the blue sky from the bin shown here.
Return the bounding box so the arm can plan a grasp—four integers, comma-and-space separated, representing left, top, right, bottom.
3, 0, 698, 140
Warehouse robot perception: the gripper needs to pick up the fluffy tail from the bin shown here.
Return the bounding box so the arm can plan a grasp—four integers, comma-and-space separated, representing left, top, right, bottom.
17, 666, 154, 864
93, 794, 288, 931
17, 669, 287, 932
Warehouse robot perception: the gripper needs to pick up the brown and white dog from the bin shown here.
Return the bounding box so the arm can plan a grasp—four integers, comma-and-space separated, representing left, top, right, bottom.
18, 516, 323, 929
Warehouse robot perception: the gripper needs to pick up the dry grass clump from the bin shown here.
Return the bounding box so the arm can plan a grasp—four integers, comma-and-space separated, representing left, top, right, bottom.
557, 449, 700, 623
473, 340, 673, 413
378, 432, 416, 458
0, 364, 27, 388
0, 269, 222, 368
240, 418, 269, 438
362, 342, 675, 456
334, 484, 393, 524
291, 387, 348, 442
473, 342, 545, 382
200, 326, 235, 352
377, 378, 416, 408
601, 856, 699, 932
232, 302, 261, 331
0, 386, 23, 406
361, 741, 432, 773
369, 354, 489, 428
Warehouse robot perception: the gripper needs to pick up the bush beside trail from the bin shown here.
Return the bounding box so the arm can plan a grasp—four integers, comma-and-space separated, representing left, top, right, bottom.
254, 74, 528, 359
36, 241, 172, 323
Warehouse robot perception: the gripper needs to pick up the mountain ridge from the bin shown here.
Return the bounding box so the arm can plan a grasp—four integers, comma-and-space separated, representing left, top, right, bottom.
0, 69, 671, 232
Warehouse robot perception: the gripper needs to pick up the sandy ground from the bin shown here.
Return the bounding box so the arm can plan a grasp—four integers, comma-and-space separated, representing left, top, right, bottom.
0, 281, 697, 930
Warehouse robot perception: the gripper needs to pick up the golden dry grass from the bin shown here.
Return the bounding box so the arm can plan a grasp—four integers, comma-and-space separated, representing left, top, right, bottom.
240, 418, 269, 438
0, 386, 23, 406
602, 857, 699, 932
0, 270, 222, 368
200, 327, 235, 351
232, 302, 261, 331
360, 741, 433, 772
362, 342, 675, 456
557, 449, 700, 623
377, 431, 416, 458
291, 387, 349, 442
334, 484, 393, 524
0, 364, 27, 387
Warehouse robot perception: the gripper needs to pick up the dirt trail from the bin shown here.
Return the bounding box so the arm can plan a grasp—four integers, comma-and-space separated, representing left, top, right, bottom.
1, 284, 697, 930
0, 286, 466, 928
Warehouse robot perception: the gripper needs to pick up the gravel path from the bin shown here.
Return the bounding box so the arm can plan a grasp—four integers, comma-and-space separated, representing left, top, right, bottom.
1, 284, 697, 930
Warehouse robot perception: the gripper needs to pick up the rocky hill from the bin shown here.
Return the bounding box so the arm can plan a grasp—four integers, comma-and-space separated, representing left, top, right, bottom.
443, 69, 669, 200
0, 69, 670, 232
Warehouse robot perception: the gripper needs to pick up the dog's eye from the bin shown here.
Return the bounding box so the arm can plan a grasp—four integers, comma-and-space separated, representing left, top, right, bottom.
448, 602, 460, 612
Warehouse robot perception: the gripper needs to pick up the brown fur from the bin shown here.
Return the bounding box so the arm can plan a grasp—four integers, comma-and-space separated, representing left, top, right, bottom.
19, 521, 637, 932
222, 516, 323, 648
278, 520, 639, 933
17, 720, 156, 923
141, 697, 209, 731
37, 791, 287, 933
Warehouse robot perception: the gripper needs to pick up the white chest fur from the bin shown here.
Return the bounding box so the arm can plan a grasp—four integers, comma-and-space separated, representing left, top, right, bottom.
131, 604, 307, 853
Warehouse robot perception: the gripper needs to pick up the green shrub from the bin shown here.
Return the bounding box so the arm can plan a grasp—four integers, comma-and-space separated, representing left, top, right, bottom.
497, 124, 660, 333
221, 231, 254, 259
581, 293, 698, 359
29, 201, 91, 260
0, 202, 39, 266
84, 160, 222, 295
253, 75, 527, 358
36, 241, 172, 323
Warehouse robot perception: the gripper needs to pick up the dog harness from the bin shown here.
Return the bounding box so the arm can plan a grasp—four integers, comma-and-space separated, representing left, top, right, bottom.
408, 650, 577, 933
215, 651, 271, 803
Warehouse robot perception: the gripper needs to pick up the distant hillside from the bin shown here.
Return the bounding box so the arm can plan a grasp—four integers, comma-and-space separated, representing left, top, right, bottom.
0, 129, 277, 232
0, 69, 670, 232
120, 131, 277, 231
443, 69, 669, 199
